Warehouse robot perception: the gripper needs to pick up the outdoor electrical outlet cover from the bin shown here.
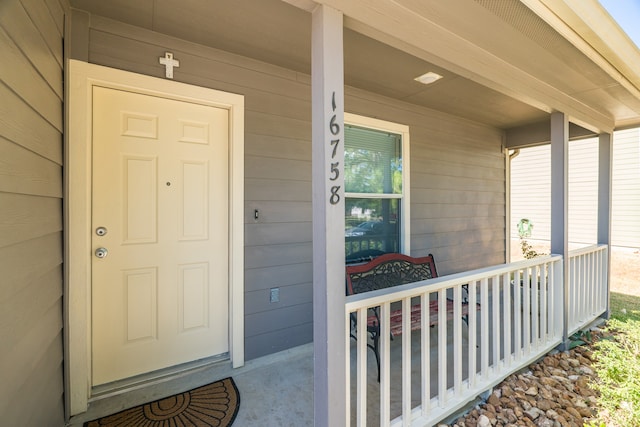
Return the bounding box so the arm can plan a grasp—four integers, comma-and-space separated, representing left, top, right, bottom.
270, 288, 280, 303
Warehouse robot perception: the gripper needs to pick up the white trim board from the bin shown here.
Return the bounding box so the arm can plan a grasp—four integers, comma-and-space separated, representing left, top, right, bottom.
65, 60, 245, 415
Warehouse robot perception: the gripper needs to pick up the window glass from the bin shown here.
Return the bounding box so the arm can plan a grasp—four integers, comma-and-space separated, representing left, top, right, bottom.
344, 125, 402, 194
345, 198, 400, 259
344, 123, 404, 262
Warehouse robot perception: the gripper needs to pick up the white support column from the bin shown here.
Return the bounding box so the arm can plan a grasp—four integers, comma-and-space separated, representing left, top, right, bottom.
598, 132, 612, 318
311, 5, 346, 427
550, 112, 569, 348
504, 146, 511, 263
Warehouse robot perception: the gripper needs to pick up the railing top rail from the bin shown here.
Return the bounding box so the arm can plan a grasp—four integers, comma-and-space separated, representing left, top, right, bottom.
568, 243, 608, 258
345, 254, 562, 310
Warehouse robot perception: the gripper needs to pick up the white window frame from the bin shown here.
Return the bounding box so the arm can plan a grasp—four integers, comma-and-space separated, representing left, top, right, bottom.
344, 113, 410, 254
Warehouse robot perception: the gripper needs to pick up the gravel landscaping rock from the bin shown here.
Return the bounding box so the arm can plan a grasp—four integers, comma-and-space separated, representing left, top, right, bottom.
449, 339, 602, 427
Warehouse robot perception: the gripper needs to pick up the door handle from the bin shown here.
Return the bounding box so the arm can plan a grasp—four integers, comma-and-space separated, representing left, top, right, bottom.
95, 247, 109, 258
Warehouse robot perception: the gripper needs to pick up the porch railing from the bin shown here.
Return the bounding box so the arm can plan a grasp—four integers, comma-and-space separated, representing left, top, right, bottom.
567, 244, 608, 335
345, 251, 608, 426
345, 245, 608, 426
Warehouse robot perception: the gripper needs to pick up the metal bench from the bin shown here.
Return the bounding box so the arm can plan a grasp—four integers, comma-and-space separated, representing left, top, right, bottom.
346, 252, 477, 380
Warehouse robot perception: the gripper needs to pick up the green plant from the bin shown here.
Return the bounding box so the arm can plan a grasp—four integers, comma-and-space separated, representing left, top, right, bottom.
590, 294, 640, 426
583, 421, 606, 427
516, 218, 545, 259
520, 238, 543, 259
569, 329, 592, 349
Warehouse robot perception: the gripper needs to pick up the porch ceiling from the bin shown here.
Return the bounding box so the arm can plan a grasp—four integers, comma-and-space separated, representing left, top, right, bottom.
70, 0, 640, 133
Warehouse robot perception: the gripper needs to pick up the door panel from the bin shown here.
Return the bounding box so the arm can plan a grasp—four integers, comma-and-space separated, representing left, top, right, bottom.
91, 86, 229, 386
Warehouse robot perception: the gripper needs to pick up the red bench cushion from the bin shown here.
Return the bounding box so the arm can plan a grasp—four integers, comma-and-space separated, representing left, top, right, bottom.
366, 300, 475, 337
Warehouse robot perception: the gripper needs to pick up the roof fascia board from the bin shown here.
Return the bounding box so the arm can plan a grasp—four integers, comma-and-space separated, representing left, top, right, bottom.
294, 0, 613, 133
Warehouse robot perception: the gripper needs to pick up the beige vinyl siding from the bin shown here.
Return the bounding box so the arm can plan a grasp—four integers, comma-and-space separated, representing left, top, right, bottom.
0, 0, 67, 425
612, 128, 640, 248
568, 138, 599, 245
510, 145, 551, 244
511, 128, 640, 250
74, 14, 506, 360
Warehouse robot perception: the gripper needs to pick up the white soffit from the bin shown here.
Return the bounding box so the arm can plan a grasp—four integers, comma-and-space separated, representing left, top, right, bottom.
523, 0, 640, 111
72, 0, 640, 131
326, 0, 616, 132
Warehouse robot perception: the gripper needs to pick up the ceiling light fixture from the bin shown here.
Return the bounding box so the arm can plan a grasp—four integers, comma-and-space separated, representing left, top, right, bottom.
414, 71, 443, 85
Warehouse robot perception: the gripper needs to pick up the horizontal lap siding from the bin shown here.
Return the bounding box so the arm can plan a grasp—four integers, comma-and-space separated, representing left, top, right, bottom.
411, 145, 505, 273
511, 142, 599, 246
0, 0, 66, 425
512, 129, 640, 250
568, 139, 598, 245
511, 145, 551, 244
346, 89, 506, 274
612, 129, 640, 248
81, 15, 506, 359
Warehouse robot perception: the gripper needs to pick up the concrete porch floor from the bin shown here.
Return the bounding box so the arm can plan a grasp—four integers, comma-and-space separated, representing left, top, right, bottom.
66, 344, 315, 427
67, 323, 472, 426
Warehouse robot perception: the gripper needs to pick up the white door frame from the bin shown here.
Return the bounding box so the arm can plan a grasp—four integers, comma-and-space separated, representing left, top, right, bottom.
64, 60, 245, 415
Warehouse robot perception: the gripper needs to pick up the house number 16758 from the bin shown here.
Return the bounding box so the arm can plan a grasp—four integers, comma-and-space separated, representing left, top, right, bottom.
329, 92, 341, 205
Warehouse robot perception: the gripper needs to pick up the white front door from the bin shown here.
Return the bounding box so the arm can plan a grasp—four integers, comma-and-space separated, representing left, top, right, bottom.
91, 86, 230, 386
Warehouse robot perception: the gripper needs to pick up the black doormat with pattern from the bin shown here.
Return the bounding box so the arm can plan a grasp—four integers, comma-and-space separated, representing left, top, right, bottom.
84, 377, 240, 427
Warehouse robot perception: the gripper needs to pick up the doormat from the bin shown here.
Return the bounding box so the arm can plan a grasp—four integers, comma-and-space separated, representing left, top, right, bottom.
84, 377, 240, 427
